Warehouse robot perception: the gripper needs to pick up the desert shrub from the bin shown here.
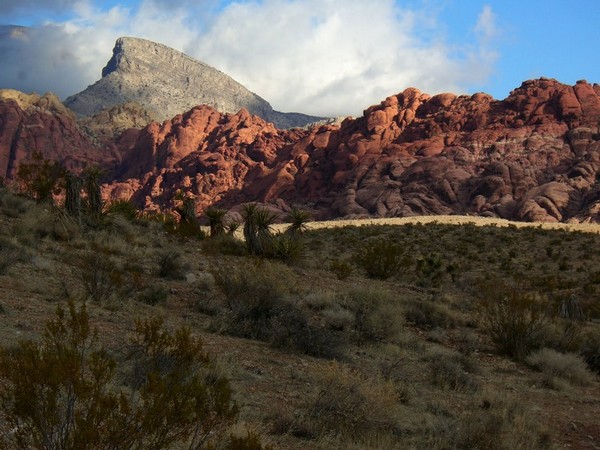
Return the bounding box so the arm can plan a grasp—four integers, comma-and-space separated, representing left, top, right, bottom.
213, 263, 337, 356
580, 330, 600, 375
329, 258, 353, 280
224, 431, 273, 450
0, 236, 28, 275
308, 362, 400, 439
0, 188, 33, 217
78, 246, 126, 302
354, 239, 406, 280
526, 348, 595, 386
478, 281, 550, 360
213, 262, 291, 340
322, 306, 355, 332
13, 206, 80, 243
269, 302, 342, 358
342, 288, 402, 343
0, 302, 242, 450
157, 250, 187, 279
433, 394, 552, 450
138, 284, 170, 306
404, 298, 457, 329
201, 234, 246, 256
428, 349, 479, 391
415, 253, 446, 287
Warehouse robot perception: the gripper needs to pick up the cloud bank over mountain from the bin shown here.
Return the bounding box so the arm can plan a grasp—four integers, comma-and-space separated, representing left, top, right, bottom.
0, 0, 498, 116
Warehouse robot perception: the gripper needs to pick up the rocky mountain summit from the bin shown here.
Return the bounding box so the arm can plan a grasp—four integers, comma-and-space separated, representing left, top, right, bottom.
64, 37, 323, 129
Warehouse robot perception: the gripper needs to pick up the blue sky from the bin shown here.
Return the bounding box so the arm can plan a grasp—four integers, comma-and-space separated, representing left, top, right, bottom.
0, 0, 598, 116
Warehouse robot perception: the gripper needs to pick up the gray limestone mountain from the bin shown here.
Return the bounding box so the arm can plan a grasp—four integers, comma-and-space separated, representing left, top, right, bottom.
65, 37, 324, 129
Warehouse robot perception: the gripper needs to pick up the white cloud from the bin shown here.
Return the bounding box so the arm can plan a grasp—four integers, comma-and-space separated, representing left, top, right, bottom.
0, 0, 500, 117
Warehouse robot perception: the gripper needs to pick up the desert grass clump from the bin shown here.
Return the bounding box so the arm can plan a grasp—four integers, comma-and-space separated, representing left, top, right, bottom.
526, 348, 595, 386
13, 206, 80, 243
354, 238, 406, 280
0, 187, 33, 217
308, 362, 400, 439
433, 393, 552, 450
0, 236, 28, 275
137, 284, 170, 306
428, 349, 480, 391
157, 250, 188, 279
478, 281, 550, 360
404, 298, 457, 330
342, 288, 402, 343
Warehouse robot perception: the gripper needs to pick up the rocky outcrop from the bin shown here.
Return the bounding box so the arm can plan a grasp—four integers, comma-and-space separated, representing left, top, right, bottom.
65, 37, 323, 129
106, 78, 600, 223
2, 78, 600, 223
0, 90, 117, 180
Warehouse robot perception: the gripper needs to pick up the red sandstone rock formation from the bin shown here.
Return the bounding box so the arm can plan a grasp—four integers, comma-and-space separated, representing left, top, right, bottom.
2, 78, 600, 223
0, 90, 118, 181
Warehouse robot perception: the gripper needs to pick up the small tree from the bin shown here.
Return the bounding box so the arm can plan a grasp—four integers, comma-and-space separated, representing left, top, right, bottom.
16, 151, 66, 203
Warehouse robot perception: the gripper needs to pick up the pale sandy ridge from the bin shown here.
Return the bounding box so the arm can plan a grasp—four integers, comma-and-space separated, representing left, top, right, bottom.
271, 215, 600, 234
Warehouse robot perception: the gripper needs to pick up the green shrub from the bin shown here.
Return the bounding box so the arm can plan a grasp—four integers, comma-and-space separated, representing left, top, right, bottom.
354, 239, 406, 280
526, 348, 595, 386
0, 302, 241, 449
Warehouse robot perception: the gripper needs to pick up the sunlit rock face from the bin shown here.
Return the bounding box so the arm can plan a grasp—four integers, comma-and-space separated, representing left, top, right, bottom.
64, 37, 323, 130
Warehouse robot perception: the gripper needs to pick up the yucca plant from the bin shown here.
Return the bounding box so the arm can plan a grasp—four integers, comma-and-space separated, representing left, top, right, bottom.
64, 171, 82, 217
241, 203, 278, 256
82, 166, 104, 216
205, 207, 228, 237
285, 207, 311, 236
